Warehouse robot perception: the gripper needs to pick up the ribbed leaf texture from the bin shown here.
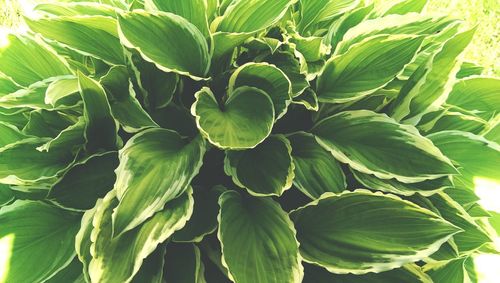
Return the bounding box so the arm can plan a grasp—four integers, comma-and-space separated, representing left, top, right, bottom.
0, 0, 498, 282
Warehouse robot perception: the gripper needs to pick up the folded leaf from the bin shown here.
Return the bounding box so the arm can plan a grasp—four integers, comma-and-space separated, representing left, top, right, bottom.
218, 191, 303, 283
90, 189, 194, 283
0, 34, 71, 87
317, 34, 423, 103
75, 201, 98, 282
312, 110, 456, 182
48, 151, 119, 211
0, 122, 27, 148
288, 132, 346, 199
26, 16, 124, 65
428, 131, 500, 188
229, 62, 292, 119
0, 201, 80, 283
112, 128, 205, 235
118, 11, 210, 79
298, 0, 360, 34
44, 77, 80, 107
224, 135, 294, 196
191, 86, 274, 149
0, 184, 14, 206
290, 190, 460, 274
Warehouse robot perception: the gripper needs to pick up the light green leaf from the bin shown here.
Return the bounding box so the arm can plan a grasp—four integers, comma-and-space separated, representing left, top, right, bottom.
191, 86, 274, 150
90, 189, 194, 283
23, 109, 74, 138
0, 34, 71, 87
0, 79, 54, 110
428, 131, 500, 188
218, 190, 303, 283
145, 0, 210, 37
425, 111, 488, 135
0, 73, 22, 95
325, 4, 374, 49
78, 72, 119, 152
446, 77, 500, 120
298, 0, 360, 34
457, 61, 484, 78
303, 263, 432, 283
224, 135, 294, 197
317, 34, 423, 103
228, 62, 292, 119
44, 77, 80, 107
312, 110, 456, 183
164, 243, 206, 283
390, 28, 476, 123
211, 31, 250, 62
37, 117, 86, 153
262, 50, 309, 97
75, 201, 98, 283
173, 187, 220, 242
0, 201, 80, 283
424, 258, 470, 283
290, 190, 460, 274
100, 65, 158, 133
353, 170, 453, 196
26, 16, 124, 65
216, 0, 294, 33
35, 2, 119, 17
112, 128, 205, 235
0, 122, 28, 148
48, 151, 118, 211
118, 10, 210, 80
379, 0, 428, 16
288, 132, 346, 199
0, 138, 74, 185
0, 184, 14, 206
44, 257, 86, 283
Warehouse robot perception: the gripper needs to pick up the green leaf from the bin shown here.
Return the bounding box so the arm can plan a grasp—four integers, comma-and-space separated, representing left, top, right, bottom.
78, 72, 119, 152
0, 201, 80, 283
90, 189, 194, 283
48, 151, 119, 211
23, 109, 74, 138
303, 263, 432, 283
44, 257, 86, 283
218, 191, 303, 283
288, 132, 346, 199
353, 170, 453, 196
424, 258, 470, 283
292, 88, 319, 111
390, 28, 476, 123
216, 0, 294, 33
0, 138, 74, 185
262, 50, 309, 97
173, 186, 220, 242
100, 65, 158, 133
37, 118, 86, 153
118, 10, 210, 79
26, 15, 124, 65
325, 4, 374, 49
229, 62, 292, 119
35, 2, 118, 17
379, 0, 428, 16
0, 73, 22, 95
312, 110, 456, 183
0, 34, 71, 87
0, 184, 14, 206
131, 245, 166, 283
0, 122, 28, 148
144, 0, 210, 37
456, 61, 484, 78
44, 77, 80, 107
317, 34, 423, 103
224, 135, 294, 197
164, 243, 206, 283
75, 201, 98, 283
290, 190, 460, 274
446, 77, 500, 120
0, 79, 54, 110
112, 128, 205, 235
298, 0, 361, 34
428, 131, 500, 188
191, 87, 274, 150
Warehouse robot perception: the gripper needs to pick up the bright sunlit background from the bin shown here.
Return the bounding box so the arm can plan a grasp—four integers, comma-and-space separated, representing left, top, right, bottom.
0, 0, 499, 282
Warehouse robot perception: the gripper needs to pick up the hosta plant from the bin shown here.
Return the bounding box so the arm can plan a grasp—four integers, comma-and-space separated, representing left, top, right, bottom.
0, 0, 499, 282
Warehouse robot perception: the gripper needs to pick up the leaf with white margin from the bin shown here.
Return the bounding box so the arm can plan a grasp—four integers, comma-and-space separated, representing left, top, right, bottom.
26, 15, 124, 65
298, 0, 360, 34
288, 132, 346, 199
0, 201, 80, 283
228, 62, 292, 119
0, 34, 71, 87
446, 77, 500, 120
218, 190, 303, 283
100, 65, 158, 133
112, 128, 205, 236
118, 10, 210, 80
35, 2, 119, 17
130, 245, 166, 283
325, 4, 374, 49
352, 170, 453, 197
262, 50, 309, 97
90, 189, 194, 283
216, 0, 294, 33
0, 121, 28, 148
378, 0, 428, 16
317, 34, 424, 104
224, 135, 294, 197
428, 131, 500, 188
44, 77, 80, 107
312, 110, 456, 183
292, 88, 319, 111
78, 72, 119, 152
191, 86, 274, 150
303, 263, 432, 283
423, 258, 470, 283
75, 200, 98, 283
144, 0, 210, 37
290, 190, 460, 274
0, 138, 74, 185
